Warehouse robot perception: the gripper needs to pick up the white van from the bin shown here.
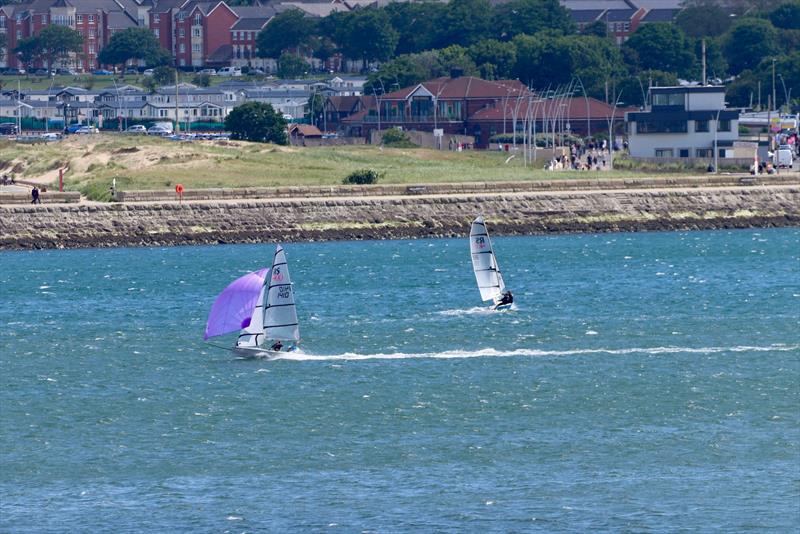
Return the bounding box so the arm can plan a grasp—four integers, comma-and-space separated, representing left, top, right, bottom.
217, 66, 242, 77
776, 146, 794, 168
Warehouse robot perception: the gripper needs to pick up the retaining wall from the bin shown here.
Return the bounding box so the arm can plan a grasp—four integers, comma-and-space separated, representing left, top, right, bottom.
114, 174, 798, 203
2, 185, 798, 250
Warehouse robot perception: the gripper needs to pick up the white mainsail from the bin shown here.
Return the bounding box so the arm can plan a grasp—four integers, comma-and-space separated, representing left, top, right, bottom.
470, 216, 506, 302
263, 245, 300, 342
236, 270, 269, 349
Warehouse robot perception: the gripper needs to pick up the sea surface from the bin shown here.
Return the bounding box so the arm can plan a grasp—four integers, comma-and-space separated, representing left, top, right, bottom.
1, 228, 798, 533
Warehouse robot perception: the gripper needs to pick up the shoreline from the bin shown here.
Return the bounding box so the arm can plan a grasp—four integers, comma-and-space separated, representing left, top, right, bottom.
2, 184, 798, 250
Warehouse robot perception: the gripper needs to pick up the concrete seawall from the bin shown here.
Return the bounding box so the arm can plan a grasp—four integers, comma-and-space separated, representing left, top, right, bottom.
2, 184, 798, 250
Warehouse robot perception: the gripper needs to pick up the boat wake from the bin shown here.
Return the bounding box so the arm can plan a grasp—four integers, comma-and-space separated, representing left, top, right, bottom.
271, 344, 799, 362
437, 306, 509, 317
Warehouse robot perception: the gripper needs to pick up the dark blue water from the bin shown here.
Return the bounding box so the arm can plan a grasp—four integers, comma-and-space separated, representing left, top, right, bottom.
1, 229, 798, 532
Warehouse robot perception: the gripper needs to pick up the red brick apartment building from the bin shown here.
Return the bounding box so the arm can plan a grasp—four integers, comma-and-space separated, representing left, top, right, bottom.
0, 0, 276, 71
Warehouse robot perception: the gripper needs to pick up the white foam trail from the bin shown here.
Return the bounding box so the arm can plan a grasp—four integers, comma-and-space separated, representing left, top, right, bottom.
437, 306, 515, 316
273, 344, 800, 362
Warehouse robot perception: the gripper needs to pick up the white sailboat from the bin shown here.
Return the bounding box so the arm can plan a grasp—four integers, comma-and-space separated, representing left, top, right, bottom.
470, 216, 513, 310
204, 245, 300, 359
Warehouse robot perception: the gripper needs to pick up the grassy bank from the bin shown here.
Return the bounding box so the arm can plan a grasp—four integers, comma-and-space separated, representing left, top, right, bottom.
0, 134, 705, 200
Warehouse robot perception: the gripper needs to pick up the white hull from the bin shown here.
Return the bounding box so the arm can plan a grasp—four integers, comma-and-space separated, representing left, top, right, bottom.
233, 346, 285, 359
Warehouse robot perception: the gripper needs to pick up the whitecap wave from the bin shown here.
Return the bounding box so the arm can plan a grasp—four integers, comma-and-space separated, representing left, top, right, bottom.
273, 344, 800, 362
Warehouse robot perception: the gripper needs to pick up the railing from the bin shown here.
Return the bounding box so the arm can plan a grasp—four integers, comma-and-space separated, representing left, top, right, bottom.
363, 114, 461, 123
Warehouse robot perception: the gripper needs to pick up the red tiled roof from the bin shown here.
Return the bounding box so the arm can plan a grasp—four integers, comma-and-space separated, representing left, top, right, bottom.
289, 123, 323, 137
469, 97, 634, 121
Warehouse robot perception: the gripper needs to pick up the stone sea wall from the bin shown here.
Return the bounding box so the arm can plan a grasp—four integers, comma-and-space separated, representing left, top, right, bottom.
2, 185, 798, 250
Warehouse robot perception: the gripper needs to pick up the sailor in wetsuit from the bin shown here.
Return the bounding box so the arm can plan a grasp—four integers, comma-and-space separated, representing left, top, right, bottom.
270, 340, 283, 352
494, 291, 513, 309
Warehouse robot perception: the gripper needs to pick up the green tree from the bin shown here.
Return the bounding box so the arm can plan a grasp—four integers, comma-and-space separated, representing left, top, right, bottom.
256, 8, 315, 58
13, 36, 42, 68
307, 92, 325, 127
722, 18, 780, 75
493, 0, 575, 41
37, 25, 83, 70
581, 20, 609, 38
435, 0, 493, 48
277, 52, 308, 78
469, 39, 517, 79
192, 73, 211, 87
675, 3, 732, 38
337, 8, 399, 64
0, 32, 7, 63
513, 33, 623, 97
385, 2, 446, 55
98, 28, 168, 70
152, 65, 176, 87
225, 101, 287, 144
623, 23, 696, 78
769, 1, 800, 30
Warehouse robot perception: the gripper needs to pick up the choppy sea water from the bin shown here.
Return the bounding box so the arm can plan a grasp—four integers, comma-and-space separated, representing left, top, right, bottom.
1, 228, 798, 532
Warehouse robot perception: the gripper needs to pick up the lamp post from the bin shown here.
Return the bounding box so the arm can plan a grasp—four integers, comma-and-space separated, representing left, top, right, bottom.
713, 108, 721, 174
777, 74, 789, 112
574, 75, 591, 140
606, 91, 623, 171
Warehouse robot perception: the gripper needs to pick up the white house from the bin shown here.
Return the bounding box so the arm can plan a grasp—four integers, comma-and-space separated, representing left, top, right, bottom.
626, 86, 740, 160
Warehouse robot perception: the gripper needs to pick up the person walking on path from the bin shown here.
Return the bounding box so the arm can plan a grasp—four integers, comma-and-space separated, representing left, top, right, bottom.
31, 186, 41, 204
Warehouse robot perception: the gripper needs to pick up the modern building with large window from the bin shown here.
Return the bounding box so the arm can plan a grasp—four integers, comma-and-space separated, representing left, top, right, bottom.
626, 86, 740, 160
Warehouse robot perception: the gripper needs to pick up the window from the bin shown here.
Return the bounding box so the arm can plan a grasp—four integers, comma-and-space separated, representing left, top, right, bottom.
89, 29, 96, 39
179, 43, 185, 53
153, 28, 159, 37
16, 30, 21, 39
0, 15, 5, 27
679, 149, 689, 158
655, 149, 674, 158
192, 27, 200, 37
695, 148, 712, 158
718, 119, 731, 132
652, 92, 684, 107
88, 15, 94, 24
153, 14, 160, 23
194, 14, 201, 25
76, 14, 83, 23
192, 43, 200, 52
623, 22, 630, 31
89, 45, 95, 54
637, 119, 687, 134
695, 120, 709, 132
41, 14, 46, 24
177, 12, 185, 21
179, 28, 184, 37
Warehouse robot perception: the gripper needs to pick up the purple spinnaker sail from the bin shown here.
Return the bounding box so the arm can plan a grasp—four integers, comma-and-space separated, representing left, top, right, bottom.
204, 268, 267, 340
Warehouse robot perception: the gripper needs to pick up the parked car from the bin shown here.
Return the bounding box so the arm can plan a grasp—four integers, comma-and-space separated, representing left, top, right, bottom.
147, 125, 171, 136
55, 68, 77, 76
34, 68, 51, 76
75, 126, 99, 134
216, 66, 242, 77
92, 69, 113, 76
65, 124, 84, 134
199, 68, 217, 75
249, 68, 265, 75
143, 69, 154, 76
126, 124, 147, 134
0, 123, 18, 135
40, 132, 61, 141
124, 67, 138, 75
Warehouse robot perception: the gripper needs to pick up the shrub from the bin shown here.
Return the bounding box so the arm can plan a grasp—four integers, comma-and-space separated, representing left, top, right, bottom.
343, 169, 381, 185
381, 127, 416, 147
